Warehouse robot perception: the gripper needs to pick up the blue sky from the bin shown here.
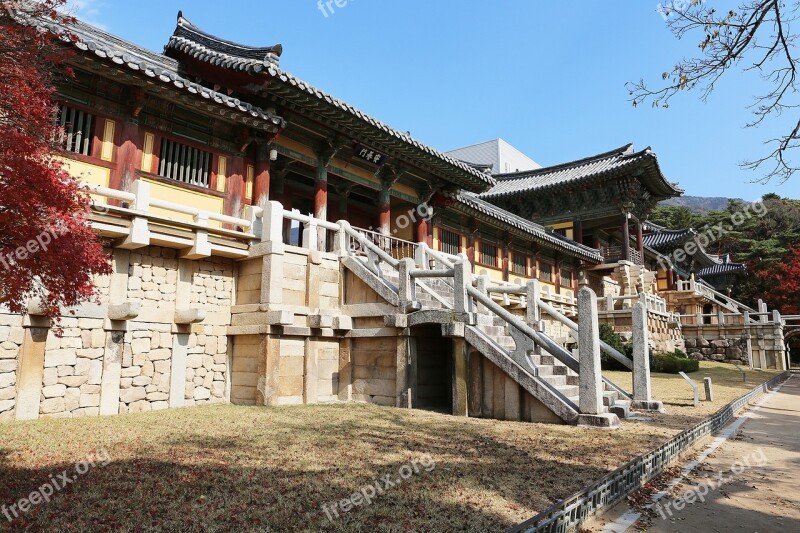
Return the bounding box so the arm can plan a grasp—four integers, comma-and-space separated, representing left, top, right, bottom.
72, 0, 800, 201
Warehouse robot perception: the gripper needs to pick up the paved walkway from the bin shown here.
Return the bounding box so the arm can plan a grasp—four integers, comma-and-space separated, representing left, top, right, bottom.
591, 375, 800, 532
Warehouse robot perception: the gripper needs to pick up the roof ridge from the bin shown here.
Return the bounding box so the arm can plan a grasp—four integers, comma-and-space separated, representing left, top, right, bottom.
174, 11, 283, 58
492, 143, 634, 181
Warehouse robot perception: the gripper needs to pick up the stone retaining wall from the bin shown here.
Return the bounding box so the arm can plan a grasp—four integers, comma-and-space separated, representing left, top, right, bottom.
0, 246, 235, 422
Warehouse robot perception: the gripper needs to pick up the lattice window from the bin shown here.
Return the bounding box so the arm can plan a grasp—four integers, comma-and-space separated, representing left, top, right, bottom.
512, 253, 528, 276
158, 138, 212, 188
479, 242, 498, 267
56, 104, 95, 156
540, 262, 553, 283
439, 228, 461, 256
560, 268, 574, 289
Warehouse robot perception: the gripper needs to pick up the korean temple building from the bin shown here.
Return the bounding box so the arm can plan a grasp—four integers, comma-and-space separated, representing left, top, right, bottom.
0, 11, 788, 424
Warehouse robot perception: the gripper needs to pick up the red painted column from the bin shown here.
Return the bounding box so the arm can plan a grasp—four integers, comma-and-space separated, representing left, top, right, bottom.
667, 267, 675, 291
414, 216, 428, 244
252, 142, 271, 208
378, 184, 391, 235
112, 119, 143, 194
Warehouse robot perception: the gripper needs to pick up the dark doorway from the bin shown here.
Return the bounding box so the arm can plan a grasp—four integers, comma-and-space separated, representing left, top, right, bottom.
413, 328, 453, 412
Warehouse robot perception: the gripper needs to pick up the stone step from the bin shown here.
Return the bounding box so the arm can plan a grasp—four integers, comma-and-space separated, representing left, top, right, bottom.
556, 385, 579, 398
610, 400, 631, 419
603, 391, 619, 406
541, 375, 568, 387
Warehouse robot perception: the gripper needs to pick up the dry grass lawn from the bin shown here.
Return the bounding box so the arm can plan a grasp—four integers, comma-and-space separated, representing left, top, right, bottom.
0, 363, 780, 532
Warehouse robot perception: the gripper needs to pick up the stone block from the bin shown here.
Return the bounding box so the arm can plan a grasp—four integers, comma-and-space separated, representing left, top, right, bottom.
88, 360, 102, 385
75, 358, 91, 376
64, 388, 80, 412
194, 387, 210, 400
120, 366, 141, 378
132, 376, 152, 387
0, 399, 14, 413
128, 400, 151, 413
142, 361, 155, 377
149, 349, 171, 361
119, 387, 146, 404
44, 350, 76, 368
58, 375, 88, 387
0, 360, 16, 373
187, 354, 203, 369
40, 397, 65, 414
79, 393, 100, 408
0, 386, 15, 401
42, 384, 67, 399
151, 401, 169, 411
211, 381, 225, 397
80, 384, 101, 394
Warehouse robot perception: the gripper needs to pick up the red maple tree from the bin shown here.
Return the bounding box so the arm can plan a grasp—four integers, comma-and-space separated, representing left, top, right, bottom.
0, 1, 111, 322
756, 245, 800, 316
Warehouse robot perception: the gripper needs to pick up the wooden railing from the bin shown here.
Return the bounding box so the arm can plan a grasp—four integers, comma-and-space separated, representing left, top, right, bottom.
600, 246, 642, 265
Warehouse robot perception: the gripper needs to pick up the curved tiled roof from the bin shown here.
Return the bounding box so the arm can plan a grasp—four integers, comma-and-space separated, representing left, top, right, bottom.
699, 262, 747, 278
261, 62, 496, 190
451, 192, 603, 263
32, 16, 286, 131
643, 227, 697, 250
164, 12, 495, 191
480, 144, 683, 200
165, 12, 283, 74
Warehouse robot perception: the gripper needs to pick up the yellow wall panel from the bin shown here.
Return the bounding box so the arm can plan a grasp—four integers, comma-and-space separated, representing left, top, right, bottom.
142, 178, 224, 229
100, 119, 115, 162
57, 156, 110, 204
141, 132, 155, 172
216, 156, 227, 193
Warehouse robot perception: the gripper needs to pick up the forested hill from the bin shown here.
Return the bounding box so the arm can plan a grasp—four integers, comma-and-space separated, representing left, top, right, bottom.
660, 196, 745, 212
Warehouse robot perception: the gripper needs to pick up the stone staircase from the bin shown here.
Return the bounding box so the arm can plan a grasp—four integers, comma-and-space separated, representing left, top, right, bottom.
350, 259, 630, 423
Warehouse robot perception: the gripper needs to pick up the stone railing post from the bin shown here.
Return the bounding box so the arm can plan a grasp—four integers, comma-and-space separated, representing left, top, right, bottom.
453, 254, 472, 314
398, 258, 417, 313
333, 221, 350, 258
474, 275, 490, 315
302, 220, 319, 252
578, 288, 602, 415
526, 279, 541, 325
414, 242, 428, 269
631, 302, 663, 411
121, 179, 151, 249
258, 201, 286, 305
577, 288, 620, 427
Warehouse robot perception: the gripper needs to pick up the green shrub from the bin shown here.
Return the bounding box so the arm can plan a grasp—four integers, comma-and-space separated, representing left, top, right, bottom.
650, 352, 700, 374
599, 324, 633, 371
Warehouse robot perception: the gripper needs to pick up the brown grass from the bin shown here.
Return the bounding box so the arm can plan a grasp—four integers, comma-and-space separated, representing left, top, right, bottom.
0, 363, 779, 532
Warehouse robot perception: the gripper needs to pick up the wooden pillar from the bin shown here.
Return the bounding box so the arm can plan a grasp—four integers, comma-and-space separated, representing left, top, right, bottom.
466, 220, 477, 267
336, 185, 351, 223
667, 267, 675, 291
621, 213, 631, 262
314, 163, 328, 222
555, 255, 562, 294
636, 218, 644, 264
252, 141, 271, 208
414, 215, 428, 244
112, 118, 143, 193
501, 236, 511, 282
574, 219, 584, 245
378, 182, 392, 235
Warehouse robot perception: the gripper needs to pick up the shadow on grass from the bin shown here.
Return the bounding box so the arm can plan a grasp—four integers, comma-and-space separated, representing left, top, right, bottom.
0, 404, 652, 532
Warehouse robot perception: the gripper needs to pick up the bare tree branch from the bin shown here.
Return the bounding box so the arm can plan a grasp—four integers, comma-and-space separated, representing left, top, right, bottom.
629, 0, 800, 183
